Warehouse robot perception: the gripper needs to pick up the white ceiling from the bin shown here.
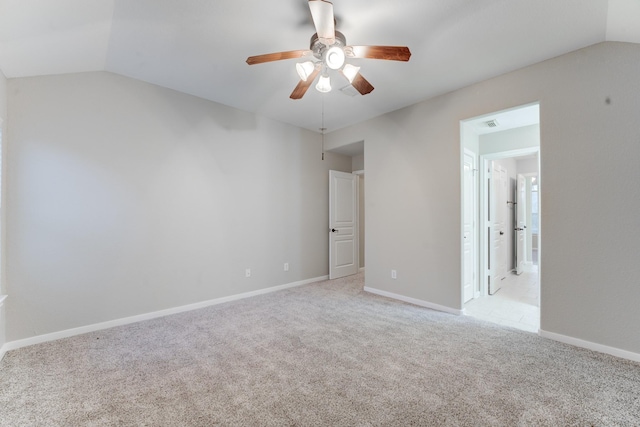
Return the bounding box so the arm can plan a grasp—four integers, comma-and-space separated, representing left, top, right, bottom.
329, 140, 364, 157
466, 103, 539, 136
1, 0, 639, 133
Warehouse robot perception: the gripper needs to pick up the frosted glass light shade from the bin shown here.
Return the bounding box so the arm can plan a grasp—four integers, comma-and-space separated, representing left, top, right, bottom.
316, 75, 331, 93
296, 61, 316, 81
325, 46, 345, 70
342, 63, 360, 83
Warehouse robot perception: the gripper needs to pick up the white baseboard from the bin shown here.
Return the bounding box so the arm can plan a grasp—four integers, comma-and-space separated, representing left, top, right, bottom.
539, 329, 640, 363
364, 286, 463, 316
1, 275, 328, 355
359, 267, 365, 272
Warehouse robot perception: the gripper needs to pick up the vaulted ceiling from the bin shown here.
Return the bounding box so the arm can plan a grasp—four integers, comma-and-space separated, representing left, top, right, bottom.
1, 0, 639, 132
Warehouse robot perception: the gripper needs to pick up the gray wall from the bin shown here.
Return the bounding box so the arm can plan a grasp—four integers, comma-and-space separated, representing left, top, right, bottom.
516, 157, 538, 175
352, 154, 364, 172
0, 70, 6, 350
0, 70, 6, 130
326, 42, 640, 355
5, 71, 351, 341
359, 175, 365, 269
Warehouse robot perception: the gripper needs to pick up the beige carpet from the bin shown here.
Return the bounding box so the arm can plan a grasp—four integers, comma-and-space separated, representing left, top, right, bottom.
1, 272, 639, 426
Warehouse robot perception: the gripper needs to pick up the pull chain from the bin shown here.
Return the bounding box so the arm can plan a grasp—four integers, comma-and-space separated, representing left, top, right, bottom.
320, 94, 326, 160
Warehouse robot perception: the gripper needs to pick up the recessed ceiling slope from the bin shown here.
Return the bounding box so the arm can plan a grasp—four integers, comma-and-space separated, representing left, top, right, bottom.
0, 0, 114, 77
1, 0, 639, 132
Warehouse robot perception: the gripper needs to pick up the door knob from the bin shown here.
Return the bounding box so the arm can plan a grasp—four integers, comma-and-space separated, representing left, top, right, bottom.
331, 228, 338, 233
499, 231, 504, 235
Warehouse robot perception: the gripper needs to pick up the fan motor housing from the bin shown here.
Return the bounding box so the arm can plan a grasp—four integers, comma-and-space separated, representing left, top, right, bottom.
310, 30, 346, 59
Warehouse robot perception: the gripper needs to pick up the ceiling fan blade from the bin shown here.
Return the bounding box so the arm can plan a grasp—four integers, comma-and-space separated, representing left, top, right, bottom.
246, 50, 309, 65
350, 72, 374, 95
290, 68, 321, 100
346, 46, 411, 62
308, 0, 335, 45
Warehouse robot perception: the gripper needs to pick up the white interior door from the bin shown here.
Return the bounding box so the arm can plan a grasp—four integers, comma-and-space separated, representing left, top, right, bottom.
463, 151, 476, 303
515, 174, 527, 275
329, 170, 358, 279
489, 162, 507, 294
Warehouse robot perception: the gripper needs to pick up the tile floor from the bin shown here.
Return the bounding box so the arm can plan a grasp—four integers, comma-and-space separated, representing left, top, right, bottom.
464, 265, 539, 333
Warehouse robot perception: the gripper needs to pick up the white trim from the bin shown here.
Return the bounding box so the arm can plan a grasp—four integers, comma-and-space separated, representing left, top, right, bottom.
364, 286, 463, 316
461, 148, 479, 305
482, 147, 539, 161
539, 329, 640, 363
0, 275, 328, 354
0, 294, 6, 307
358, 267, 365, 272
352, 169, 364, 176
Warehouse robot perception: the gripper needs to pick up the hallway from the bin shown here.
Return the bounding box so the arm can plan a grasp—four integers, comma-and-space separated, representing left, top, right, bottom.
464, 266, 539, 333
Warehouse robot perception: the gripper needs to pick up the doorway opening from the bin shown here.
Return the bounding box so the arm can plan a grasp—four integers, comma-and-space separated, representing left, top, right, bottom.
326, 141, 365, 279
460, 103, 540, 332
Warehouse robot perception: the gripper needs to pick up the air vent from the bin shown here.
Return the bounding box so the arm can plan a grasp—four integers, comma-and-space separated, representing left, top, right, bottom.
485, 119, 499, 128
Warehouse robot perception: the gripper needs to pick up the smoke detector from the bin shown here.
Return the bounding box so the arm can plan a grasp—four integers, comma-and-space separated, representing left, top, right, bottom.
485, 119, 499, 128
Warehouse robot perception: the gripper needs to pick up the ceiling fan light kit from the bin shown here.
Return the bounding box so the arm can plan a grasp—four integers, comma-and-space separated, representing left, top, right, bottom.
246, 0, 411, 100
341, 64, 360, 84
325, 46, 345, 70
296, 61, 317, 81
316, 74, 332, 93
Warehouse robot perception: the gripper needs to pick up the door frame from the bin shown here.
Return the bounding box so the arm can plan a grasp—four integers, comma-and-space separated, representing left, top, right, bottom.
515, 173, 527, 275
352, 170, 364, 273
519, 172, 539, 271
462, 148, 479, 302
479, 147, 539, 296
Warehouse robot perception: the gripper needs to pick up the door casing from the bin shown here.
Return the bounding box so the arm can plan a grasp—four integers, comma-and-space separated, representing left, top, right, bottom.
462, 149, 478, 302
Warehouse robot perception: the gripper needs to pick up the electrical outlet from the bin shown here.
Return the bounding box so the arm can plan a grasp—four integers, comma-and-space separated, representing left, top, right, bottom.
284, 263, 289, 272
245, 268, 251, 278
391, 269, 397, 279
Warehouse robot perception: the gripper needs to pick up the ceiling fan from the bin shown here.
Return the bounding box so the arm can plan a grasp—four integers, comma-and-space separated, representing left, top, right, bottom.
246, 0, 411, 100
